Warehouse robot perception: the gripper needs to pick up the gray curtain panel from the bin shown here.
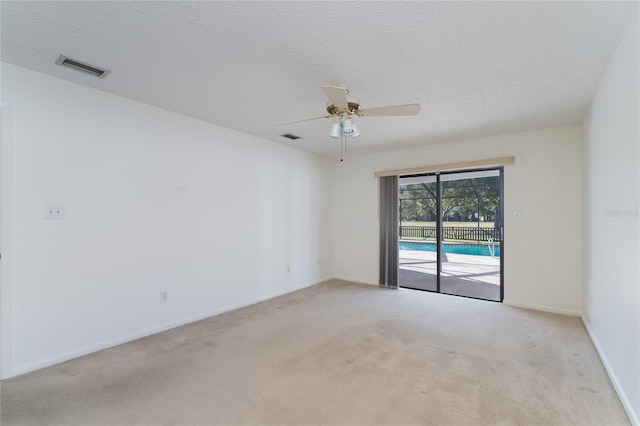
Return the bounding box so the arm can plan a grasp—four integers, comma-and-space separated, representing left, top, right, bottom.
379, 175, 398, 289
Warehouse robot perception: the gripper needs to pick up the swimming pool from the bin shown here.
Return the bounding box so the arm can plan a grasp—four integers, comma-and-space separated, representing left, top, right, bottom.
399, 241, 500, 257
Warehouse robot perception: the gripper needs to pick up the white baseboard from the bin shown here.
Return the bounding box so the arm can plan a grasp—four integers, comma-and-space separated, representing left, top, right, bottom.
332, 276, 379, 286
503, 299, 581, 316
6, 276, 332, 379
582, 317, 638, 426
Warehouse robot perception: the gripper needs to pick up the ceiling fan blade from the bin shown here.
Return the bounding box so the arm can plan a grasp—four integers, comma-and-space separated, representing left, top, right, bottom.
321, 85, 348, 110
360, 103, 421, 117
275, 115, 330, 126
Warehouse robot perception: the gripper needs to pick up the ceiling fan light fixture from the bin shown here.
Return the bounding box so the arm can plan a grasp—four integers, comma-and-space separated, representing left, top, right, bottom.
351, 123, 360, 138
330, 122, 340, 138
342, 118, 354, 135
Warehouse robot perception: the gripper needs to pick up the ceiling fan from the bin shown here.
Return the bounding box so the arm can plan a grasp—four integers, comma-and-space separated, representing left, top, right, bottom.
277, 84, 421, 161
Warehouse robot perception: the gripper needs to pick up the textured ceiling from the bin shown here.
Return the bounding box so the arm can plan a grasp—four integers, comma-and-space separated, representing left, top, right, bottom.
1, 1, 637, 158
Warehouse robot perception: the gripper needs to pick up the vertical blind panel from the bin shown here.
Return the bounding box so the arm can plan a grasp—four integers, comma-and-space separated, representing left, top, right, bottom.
379, 175, 399, 289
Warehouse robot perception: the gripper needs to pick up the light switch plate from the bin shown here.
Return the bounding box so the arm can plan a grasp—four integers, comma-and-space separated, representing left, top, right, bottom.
512, 210, 521, 221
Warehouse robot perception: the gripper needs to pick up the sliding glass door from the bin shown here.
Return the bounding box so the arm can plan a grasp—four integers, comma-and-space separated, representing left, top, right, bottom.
439, 170, 502, 301
398, 175, 438, 292
398, 168, 503, 302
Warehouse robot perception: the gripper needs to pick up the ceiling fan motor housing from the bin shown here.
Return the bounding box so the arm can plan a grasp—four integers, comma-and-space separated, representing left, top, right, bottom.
326, 101, 362, 116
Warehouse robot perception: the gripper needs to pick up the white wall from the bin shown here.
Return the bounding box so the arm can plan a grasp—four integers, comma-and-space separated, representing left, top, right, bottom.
0, 63, 334, 378
333, 126, 583, 315
1, 101, 14, 379
582, 9, 639, 425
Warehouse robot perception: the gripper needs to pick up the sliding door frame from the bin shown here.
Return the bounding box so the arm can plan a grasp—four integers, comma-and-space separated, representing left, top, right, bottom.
435, 172, 442, 294
399, 166, 504, 302
499, 167, 504, 302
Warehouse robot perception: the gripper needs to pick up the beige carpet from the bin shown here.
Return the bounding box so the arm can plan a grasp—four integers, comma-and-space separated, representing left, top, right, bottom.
1, 280, 629, 425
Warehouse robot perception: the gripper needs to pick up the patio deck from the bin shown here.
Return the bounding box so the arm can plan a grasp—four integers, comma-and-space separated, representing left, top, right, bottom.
399, 248, 501, 301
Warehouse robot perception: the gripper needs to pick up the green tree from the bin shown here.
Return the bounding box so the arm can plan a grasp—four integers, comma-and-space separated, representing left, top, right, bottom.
400, 176, 499, 224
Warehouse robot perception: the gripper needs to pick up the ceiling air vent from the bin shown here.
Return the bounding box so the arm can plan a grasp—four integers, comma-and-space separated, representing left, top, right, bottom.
280, 133, 302, 140
55, 55, 110, 78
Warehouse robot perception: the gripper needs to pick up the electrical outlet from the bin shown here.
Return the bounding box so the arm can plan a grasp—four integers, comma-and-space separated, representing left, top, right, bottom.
44, 204, 65, 220
286, 265, 291, 273
160, 291, 168, 302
